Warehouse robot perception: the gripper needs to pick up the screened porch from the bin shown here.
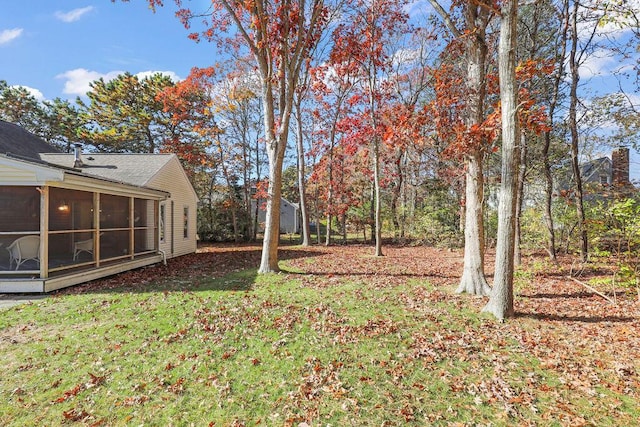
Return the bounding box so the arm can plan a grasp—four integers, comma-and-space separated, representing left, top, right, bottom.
0, 186, 160, 279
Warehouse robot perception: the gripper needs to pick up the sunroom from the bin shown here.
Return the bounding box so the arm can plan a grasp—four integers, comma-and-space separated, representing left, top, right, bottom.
0, 155, 168, 293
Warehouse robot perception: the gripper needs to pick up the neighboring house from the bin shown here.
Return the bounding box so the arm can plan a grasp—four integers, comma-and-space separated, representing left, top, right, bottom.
0, 120, 197, 293
578, 147, 634, 198
581, 156, 613, 187
252, 197, 300, 234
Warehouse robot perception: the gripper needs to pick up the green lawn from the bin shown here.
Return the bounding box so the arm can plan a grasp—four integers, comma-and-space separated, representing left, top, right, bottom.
1, 245, 638, 426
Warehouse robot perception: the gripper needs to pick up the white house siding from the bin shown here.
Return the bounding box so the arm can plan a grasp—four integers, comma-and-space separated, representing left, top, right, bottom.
146, 156, 198, 258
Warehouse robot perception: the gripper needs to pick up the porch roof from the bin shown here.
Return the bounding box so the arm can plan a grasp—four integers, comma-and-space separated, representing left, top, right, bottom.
0, 154, 169, 199
40, 153, 175, 187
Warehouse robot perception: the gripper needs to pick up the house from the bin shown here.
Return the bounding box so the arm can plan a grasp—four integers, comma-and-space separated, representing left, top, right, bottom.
579, 147, 634, 199
252, 197, 300, 234
581, 147, 631, 187
0, 120, 197, 293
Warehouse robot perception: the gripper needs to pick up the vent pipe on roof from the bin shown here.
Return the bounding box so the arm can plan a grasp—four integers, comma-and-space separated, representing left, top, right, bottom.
73, 143, 84, 168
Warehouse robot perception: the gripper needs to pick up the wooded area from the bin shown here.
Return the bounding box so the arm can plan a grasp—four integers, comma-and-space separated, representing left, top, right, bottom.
1, 0, 639, 319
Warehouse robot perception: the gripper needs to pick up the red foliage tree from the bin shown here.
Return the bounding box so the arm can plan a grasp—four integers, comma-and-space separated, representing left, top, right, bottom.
328, 0, 410, 256
146, 0, 330, 272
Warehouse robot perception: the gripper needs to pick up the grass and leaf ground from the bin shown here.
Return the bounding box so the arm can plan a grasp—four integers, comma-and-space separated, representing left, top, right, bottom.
1, 243, 639, 426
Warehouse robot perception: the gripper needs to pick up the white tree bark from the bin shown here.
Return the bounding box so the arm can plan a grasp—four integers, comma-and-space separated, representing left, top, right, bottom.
457, 150, 491, 295
483, 0, 519, 320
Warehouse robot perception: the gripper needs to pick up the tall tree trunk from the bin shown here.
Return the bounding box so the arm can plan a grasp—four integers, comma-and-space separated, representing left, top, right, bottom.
514, 130, 527, 266
568, 0, 588, 262
391, 150, 403, 241
325, 146, 334, 246
457, 150, 491, 295
452, 0, 491, 294
295, 101, 311, 246
369, 182, 375, 243
252, 133, 262, 242
259, 146, 285, 272
426, 1, 491, 289
315, 195, 323, 245
373, 139, 383, 256
258, 80, 289, 273
242, 118, 251, 242
483, 0, 519, 320
220, 154, 241, 243
542, 129, 557, 261
369, 67, 383, 257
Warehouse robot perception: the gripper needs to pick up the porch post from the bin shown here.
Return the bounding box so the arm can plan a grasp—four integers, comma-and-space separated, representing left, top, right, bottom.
129, 197, 135, 259
40, 186, 49, 279
94, 193, 100, 267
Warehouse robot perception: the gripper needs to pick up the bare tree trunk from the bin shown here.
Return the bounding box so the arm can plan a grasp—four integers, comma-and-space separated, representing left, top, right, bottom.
325, 148, 334, 246
542, 131, 557, 261
259, 145, 285, 273
369, 182, 375, 243
483, 0, 519, 320
391, 150, 403, 241
457, 150, 491, 295
568, 0, 588, 262
295, 101, 311, 246
368, 66, 384, 257
436, 0, 492, 295
373, 140, 383, 256
514, 130, 527, 266
252, 134, 262, 242
539, 0, 568, 263
258, 78, 288, 273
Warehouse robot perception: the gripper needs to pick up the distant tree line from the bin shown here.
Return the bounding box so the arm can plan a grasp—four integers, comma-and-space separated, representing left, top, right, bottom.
2, 0, 639, 318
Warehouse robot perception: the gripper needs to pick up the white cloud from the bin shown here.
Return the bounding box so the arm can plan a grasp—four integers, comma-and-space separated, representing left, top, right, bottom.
0, 28, 24, 45
577, 0, 640, 43
56, 69, 183, 96
579, 52, 617, 79
404, 0, 434, 20
391, 48, 421, 67
135, 70, 182, 82
56, 68, 123, 96
54, 6, 94, 23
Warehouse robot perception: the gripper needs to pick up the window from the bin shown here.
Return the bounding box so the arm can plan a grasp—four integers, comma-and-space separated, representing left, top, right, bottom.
183, 206, 189, 238
600, 175, 608, 185
159, 203, 166, 243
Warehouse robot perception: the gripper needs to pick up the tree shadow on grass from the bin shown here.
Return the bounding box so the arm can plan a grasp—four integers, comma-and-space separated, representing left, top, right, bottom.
516, 290, 638, 323
520, 291, 601, 299
515, 312, 636, 323
281, 270, 461, 281
54, 245, 325, 295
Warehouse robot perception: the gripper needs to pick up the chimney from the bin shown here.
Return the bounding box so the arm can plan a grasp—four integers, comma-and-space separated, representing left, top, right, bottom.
612, 147, 630, 186
73, 143, 84, 168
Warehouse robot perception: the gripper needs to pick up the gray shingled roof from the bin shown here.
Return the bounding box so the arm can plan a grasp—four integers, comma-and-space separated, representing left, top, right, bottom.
0, 120, 60, 159
40, 153, 175, 187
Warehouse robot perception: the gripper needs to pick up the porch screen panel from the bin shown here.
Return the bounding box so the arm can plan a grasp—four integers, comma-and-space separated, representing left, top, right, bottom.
134, 198, 157, 254
48, 187, 95, 269
49, 188, 94, 231
99, 194, 130, 260
0, 187, 40, 272
0, 186, 40, 232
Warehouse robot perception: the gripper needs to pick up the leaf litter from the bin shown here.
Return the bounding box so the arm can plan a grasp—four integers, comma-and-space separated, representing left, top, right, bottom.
6, 243, 637, 425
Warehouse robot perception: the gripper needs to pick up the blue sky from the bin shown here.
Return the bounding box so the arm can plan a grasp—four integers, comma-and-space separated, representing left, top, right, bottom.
0, 1, 214, 101
2, 1, 639, 179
